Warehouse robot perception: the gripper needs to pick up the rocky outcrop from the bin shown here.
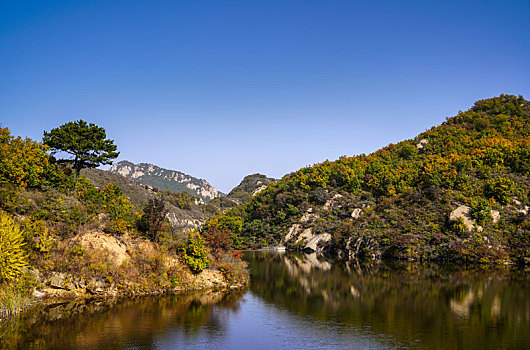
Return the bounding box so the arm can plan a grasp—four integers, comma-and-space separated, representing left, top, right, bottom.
74, 231, 129, 266
449, 205, 503, 232
351, 208, 362, 219
284, 224, 331, 253
416, 138, 429, 150
323, 194, 343, 211
109, 161, 222, 202
449, 205, 482, 232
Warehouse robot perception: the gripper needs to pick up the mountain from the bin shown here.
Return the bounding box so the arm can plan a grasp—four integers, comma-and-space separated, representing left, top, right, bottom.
109, 161, 223, 202
204, 95, 530, 266
81, 168, 215, 232
227, 174, 276, 204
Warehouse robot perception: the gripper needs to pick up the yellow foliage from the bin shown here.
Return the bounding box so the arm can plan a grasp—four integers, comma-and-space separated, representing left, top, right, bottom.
0, 211, 29, 282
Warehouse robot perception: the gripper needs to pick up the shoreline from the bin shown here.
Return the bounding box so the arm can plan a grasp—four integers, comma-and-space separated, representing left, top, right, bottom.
1, 278, 248, 324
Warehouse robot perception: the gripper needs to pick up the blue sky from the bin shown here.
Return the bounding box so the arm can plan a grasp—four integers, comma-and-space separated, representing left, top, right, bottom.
1, 0, 529, 192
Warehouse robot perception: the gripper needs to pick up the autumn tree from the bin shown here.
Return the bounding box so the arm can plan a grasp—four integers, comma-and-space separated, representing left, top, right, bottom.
43, 120, 119, 176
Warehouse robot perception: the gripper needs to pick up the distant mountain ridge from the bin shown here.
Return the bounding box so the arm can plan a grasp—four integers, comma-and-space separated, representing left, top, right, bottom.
109, 161, 223, 201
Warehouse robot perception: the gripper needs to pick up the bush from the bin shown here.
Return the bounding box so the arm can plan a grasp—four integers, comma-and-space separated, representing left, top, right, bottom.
0, 211, 29, 282
22, 218, 53, 256
485, 177, 514, 205
470, 198, 491, 224
181, 232, 209, 274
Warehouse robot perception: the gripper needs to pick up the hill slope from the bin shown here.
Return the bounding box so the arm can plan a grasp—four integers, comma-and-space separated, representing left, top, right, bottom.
227, 174, 276, 204
206, 95, 530, 265
82, 168, 214, 232
109, 161, 223, 202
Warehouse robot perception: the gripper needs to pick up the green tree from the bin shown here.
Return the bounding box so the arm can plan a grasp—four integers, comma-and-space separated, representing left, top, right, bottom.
43, 120, 119, 176
182, 232, 209, 274
137, 197, 168, 241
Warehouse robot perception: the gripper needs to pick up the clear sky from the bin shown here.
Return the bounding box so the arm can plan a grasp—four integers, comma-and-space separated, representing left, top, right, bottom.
1, 0, 529, 193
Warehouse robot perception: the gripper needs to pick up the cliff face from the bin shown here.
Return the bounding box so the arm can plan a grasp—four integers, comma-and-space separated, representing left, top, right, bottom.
109, 161, 223, 202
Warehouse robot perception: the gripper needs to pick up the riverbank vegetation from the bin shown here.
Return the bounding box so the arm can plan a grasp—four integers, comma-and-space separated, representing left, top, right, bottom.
0, 123, 247, 318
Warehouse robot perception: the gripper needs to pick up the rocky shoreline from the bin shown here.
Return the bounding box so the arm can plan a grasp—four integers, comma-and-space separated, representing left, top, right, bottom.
1, 271, 248, 323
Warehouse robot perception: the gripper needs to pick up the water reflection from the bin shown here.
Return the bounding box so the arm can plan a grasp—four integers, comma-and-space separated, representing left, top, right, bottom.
0, 289, 245, 350
246, 251, 530, 349
1, 253, 529, 349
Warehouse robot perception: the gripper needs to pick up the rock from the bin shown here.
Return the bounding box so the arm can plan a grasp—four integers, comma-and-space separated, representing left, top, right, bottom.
518, 206, 529, 215
304, 233, 332, 252
295, 228, 331, 252
323, 194, 343, 211
252, 185, 267, 196
284, 224, 301, 242
490, 210, 500, 223
32, 290, 46, 299
75, 231, 130, 267
416, 138, 429, 150
351, 208, 362, 219
87, 279, 105, 294
300, 211, 318, 223
512, 199, 528, 215
73, 278, 87, 290
449, 205, 481, 232
48, 272, 67, 289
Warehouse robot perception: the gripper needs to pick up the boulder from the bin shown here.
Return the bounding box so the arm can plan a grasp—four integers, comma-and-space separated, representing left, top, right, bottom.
351, 208, 362, 219
87, 279, 106, 294
449, 205, 482, 232
300, 211, 318, 223
416, 138, 429, 150
490, 210, 500, 223
48, 272, 67, 289
323, 194, 343, 211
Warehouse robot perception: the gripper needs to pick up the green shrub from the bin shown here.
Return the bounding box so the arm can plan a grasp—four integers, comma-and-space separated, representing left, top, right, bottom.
0, 211, 29, 282
137, 197, 168, 241
452, 217, 468, 234
182, 232, 209, 274
485, 177, 515, 205
470, 198, 491, 223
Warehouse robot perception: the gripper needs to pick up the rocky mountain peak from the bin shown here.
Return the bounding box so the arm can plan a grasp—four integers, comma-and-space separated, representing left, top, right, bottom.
109, 161, 223, 202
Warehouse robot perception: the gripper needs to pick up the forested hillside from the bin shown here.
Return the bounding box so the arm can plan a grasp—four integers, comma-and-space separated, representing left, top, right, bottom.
0, 124, 247, 317
204, 95, 529, 265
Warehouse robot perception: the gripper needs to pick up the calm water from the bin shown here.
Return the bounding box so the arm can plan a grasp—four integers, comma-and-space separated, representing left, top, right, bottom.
1, 252, 529, 349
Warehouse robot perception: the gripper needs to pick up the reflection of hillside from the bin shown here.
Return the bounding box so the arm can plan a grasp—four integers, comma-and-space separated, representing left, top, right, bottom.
1, 289, 246, 350
246, 252, 530, 349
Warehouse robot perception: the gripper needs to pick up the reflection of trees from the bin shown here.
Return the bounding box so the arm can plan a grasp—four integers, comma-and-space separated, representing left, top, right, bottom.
0, 289, 246, 350
246, 251, 530, 349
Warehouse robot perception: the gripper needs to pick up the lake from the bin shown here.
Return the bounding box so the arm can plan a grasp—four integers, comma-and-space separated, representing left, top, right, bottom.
1, 251, 529, 349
